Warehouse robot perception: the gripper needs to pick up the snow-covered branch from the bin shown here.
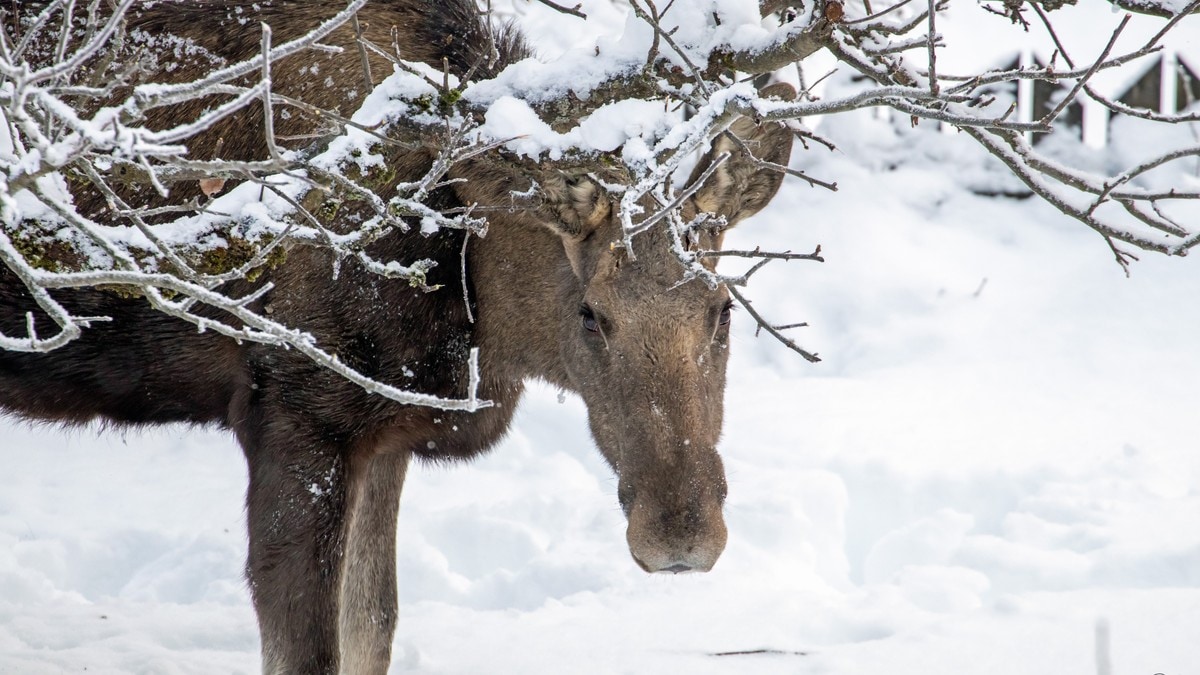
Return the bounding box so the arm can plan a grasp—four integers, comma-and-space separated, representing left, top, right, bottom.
810, 0, 1200, 272
4, 0, 1198, 396
1, 0, 488, 409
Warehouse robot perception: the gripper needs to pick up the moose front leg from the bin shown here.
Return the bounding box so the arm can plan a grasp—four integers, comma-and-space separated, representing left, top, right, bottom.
242, 428, 353, 675
339, 449, 410, 674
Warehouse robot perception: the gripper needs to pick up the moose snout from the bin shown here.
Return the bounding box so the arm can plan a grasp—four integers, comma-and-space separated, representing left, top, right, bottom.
624, 495, 728, 574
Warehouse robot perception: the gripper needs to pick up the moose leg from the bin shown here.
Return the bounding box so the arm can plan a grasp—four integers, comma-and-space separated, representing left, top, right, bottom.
243, 429, 352, 675
338, 449, 410, 674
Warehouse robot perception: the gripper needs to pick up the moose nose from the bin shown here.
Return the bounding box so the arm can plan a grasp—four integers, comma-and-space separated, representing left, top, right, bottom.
630, 548, 715, 574
626, 501, 727, 574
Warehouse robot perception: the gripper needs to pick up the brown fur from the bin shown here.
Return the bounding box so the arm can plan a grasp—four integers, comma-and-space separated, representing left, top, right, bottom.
1, 2, 795, 672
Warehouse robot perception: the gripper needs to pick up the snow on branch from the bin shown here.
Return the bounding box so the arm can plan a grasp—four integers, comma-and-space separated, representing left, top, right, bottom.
813, 0, 1200, 273
3, 0, 1198, 400
1, 0, 488, 410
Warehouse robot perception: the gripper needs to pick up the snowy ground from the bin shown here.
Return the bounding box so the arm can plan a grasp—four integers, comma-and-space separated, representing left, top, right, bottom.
4, 3, 1200, 674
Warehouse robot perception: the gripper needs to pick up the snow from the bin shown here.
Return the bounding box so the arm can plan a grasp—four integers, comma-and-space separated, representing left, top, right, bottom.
3, 2, 1200, 674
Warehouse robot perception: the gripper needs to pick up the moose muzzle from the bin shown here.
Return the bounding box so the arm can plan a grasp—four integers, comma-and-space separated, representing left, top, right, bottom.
619, 449, 729, 573
624, 493, 728, 573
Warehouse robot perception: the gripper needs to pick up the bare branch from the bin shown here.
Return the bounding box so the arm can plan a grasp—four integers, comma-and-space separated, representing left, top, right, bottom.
531, 0, 586, 19
1105, 0, 1200, 18
728, 284, 820, 363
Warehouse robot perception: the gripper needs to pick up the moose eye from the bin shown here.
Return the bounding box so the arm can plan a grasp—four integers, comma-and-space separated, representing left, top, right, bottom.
718, 301, 734, 326
580, 305, 600, 333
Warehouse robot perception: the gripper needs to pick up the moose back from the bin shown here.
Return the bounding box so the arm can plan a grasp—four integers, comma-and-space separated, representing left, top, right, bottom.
0, 1, 794, 672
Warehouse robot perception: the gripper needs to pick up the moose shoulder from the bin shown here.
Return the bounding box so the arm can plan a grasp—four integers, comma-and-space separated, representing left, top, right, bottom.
0, 1, 795, 672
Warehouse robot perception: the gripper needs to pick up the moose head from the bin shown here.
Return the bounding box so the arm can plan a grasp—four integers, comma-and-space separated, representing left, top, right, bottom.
455, 84, 796, 573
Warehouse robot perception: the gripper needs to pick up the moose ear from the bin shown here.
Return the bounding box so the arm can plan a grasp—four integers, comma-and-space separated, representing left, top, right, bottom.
448, 159, 614, 277
534, 172, 612, 241
683, 82, 796, 229
449, 158, 611, 242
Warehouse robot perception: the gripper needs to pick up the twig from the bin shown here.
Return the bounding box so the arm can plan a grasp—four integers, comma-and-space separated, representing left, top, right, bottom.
926, 0, 939, 97
1037, 15, 1129, 126
727, 285, 820, 363
531, 0, 586, 19
352, 11, 373, 92
697, 246, 824, 262
844, 0, 915, 25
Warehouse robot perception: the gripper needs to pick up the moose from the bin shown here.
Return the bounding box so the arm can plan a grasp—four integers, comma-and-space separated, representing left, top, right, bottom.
1, 1, 795, 672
